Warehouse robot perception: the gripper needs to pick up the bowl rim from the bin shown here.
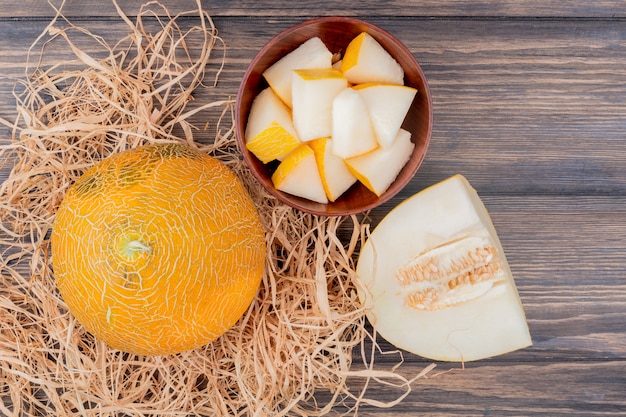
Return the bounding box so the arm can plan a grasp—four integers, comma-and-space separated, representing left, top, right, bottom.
235, 16, 433, 216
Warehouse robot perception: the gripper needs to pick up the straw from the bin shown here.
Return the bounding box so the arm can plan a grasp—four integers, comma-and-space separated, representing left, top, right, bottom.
0, 2, 432, 415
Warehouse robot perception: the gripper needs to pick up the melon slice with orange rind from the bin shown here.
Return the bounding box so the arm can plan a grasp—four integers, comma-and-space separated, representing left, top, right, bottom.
292, 68, 347, 142
271, 143, 328, 204
262, 36, 333, 107
309, 137, 357, 202
245, 87, 301, 163
345, 128, 414, 196
340, 32, 404, 85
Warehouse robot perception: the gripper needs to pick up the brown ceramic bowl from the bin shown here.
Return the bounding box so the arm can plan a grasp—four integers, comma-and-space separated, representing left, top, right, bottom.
235, 16, 433, 216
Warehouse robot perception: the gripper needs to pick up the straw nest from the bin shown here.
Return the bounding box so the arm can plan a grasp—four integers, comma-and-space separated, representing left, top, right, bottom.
0, 1, 432, 415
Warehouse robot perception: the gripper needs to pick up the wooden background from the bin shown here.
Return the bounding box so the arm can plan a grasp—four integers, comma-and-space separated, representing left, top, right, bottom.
1, 0, 625, 415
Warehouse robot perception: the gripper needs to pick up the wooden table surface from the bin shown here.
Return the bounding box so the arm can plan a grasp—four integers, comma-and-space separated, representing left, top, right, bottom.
1, 1, 625, 416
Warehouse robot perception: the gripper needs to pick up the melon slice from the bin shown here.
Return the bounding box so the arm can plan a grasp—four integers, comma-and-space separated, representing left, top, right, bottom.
291, 68, 347, 142
340, 32, 404, 85
244, 87, 301, 163
353, 83, 417, 148
331, 87, 378, 159
355, 174, 532, 362
309, 137, 358, 202
345, 128, 414, 196
271, 143, 328, 204
262, 36, 333, 107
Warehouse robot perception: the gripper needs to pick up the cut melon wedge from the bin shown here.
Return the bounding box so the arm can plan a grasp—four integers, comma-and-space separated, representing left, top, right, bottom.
331, 87, 379, 159
353, 83, 417, 148
271, 143, 328, 204
309, 137, 358, 202
355, 175, 532, 362
262, 36, 333, 107
244, 87, 301, 163
345, 128, 414, 196
340, 32, 404, 85
292, 68, 347, 142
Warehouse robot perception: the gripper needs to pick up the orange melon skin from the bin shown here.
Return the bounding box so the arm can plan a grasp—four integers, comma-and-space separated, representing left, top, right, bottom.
51, 144, 266, 356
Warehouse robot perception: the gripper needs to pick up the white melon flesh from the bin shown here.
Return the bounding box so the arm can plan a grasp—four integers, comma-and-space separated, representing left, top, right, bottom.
341, 32, 404, 85
309, 137, 358, 202
353, 83, 417, 148
345, 128, 414, 196
271, 143, 328, 204
292, 68, 347, 142
262, 37, 333, 107
355, 175, 532, 362
331, 88, 379, 159
244, 87, 301, 163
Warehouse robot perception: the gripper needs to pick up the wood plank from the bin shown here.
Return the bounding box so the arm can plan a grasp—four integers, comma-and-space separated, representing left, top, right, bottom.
337, 360, 626, 416
1, 9, 625, 417
2, 0, 626, 18
362, 195, 626, 363
2, 17, 625, 200
407, 18, 626, 197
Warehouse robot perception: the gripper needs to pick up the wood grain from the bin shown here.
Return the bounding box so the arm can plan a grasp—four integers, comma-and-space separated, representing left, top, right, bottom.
2, 1, 626, 18
1, 1, 625, 415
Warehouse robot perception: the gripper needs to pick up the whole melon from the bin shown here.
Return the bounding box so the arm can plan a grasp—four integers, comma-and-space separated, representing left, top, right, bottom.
51, 143, 266, 356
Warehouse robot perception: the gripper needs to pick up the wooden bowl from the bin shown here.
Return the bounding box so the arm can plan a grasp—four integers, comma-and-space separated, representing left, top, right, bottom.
235, 16, 433, 216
